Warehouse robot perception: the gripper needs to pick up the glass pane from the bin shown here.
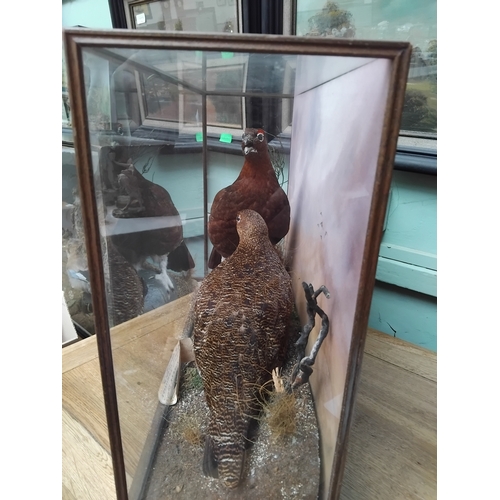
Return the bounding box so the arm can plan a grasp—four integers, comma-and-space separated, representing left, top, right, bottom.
296, 0, 437, 138
130, 0, 238, 33
62, 147, 95, 340
74, 40, 399, 498
62, 46, 73, 144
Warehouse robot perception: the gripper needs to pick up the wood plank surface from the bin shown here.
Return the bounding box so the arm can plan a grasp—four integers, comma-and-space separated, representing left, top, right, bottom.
62, 294, 194, 500
340, 331, 437, 499
364, 328, 437, 382
63, 294, 193, 374
62, 408, 123, 499
62, 298, 436, 500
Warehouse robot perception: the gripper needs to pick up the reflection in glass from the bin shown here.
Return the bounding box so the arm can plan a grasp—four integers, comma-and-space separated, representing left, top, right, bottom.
104, 48, 296, 138
296, 0, 437, 135
182, 56, 247, 130
62, 46, 74, 144
143, 74, 180, 121
62, 148, 95, 337
129, 0, 238, 33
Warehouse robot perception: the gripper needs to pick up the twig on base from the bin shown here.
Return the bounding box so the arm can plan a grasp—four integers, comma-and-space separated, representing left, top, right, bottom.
290, 282, 330, 391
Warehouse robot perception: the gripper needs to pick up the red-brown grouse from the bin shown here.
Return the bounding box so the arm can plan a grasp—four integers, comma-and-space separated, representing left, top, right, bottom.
193, 209, 294, 489
207, 128, 290, 269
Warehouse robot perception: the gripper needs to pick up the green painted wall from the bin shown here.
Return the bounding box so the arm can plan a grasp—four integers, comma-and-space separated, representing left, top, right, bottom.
369, 281, 437, 350
62, 0, 112, 28
368, 170, 437, 351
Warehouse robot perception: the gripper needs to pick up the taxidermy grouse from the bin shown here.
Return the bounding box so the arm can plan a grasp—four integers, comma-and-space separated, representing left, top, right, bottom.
193, 209, 294, 489
111, 164, 195, 292
207, 128, 290, 269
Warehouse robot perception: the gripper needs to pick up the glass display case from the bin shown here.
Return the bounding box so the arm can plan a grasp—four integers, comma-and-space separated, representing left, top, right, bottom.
63, 28, 410, 500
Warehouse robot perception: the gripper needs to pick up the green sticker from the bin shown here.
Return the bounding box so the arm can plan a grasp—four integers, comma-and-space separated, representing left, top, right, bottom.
219, 133, 232, 143
195, 51, 203, 58
195, 132, 203, 142
221, 52, 234, 59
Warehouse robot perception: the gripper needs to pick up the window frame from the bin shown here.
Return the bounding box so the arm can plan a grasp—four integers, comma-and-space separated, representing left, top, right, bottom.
106, 0, 436, 175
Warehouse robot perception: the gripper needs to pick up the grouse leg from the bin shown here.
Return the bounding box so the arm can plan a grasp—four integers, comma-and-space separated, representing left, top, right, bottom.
290, 282, 330, 390
154, 255, 175, 292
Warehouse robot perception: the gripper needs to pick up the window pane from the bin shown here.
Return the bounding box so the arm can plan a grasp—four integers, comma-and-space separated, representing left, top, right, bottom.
129, 0, 238, 33
296, 0, 437, 137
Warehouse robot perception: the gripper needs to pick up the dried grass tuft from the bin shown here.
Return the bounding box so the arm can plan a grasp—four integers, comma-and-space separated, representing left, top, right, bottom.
259, 368, 297, 440
175, 415, 204, 447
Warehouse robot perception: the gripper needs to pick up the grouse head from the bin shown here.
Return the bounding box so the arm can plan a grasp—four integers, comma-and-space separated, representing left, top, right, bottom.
236, 209, 269, 243
241, 128, 268, 156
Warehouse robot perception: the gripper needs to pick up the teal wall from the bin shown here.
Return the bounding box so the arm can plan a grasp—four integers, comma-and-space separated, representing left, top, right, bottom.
62, 0, 112, 28
369, 281, 437, 350
368, 170, 437, 351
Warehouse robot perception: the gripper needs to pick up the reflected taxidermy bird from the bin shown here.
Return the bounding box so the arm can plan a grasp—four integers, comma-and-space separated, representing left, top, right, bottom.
193, 209, 294, 488
208, 128, 290, 269
105, 236, 147, 327
111, 163, 195, 292
66, 194, 147, 326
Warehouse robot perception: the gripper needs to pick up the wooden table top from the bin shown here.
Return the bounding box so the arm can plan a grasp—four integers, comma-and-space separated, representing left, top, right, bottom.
62, 296, 436, 500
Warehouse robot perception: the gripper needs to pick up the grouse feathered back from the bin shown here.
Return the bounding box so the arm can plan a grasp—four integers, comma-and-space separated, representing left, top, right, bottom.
193, 209, 293, 489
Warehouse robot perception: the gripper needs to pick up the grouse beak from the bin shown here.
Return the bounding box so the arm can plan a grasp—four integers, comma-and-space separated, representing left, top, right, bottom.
242, 135, 257, 155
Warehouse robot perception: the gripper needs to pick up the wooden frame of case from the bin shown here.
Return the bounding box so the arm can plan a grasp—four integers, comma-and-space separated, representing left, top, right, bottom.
63, 28, 411, 500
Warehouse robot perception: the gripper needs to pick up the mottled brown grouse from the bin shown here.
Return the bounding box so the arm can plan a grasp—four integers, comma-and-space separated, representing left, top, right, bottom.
193, 209, 294, 489
207, 128, 290, 269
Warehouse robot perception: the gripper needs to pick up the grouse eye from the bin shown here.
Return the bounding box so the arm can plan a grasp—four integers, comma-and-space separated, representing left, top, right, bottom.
236, 215, 241, 222
257, 133, 264, 142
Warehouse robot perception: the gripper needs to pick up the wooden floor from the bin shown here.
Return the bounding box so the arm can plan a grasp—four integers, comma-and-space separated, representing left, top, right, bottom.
62, 296, 436, 500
